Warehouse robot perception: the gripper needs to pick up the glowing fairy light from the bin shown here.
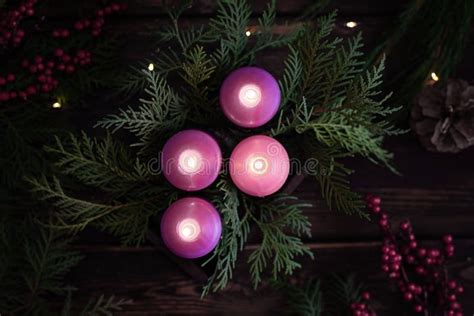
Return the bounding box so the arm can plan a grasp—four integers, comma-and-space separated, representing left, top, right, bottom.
245, 30, 251, 36
52, 101, 62, 109
345, 21, 358, 28
431, 72, 439, 81
148, 63, 155, 71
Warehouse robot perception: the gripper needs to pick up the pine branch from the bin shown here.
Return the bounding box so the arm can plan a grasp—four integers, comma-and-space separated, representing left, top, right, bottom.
247, 194, 313, 288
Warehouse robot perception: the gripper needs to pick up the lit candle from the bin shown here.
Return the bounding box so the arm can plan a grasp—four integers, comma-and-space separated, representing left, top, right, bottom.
160, 197, 222, 259
220, 66, 281, 128
229, 135, 289, 197
162, 130, 222, 191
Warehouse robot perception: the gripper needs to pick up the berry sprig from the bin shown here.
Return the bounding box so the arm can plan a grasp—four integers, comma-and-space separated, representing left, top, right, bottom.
0, 0, 37, 47
366, 195, 464, 316
350, 291, 377, 316
0, 1, 126, 103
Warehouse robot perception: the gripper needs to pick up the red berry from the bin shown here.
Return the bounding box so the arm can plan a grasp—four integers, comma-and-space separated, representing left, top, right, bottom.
406, 255, 415, 264
415, 266, 425, 275
26, 85, 36, 95
54, 48, 64, 57
6, 74, 15, 81
417, 248, 427, 257
66, 65, 75, 73
457, 285, 464, 294
29, 65, 37, 73
409, 241, 417, 249
448, 294, 457, 302
400, 221, 409, 230
403, 292, 413, 301
448, 280, 457, 289
361, 291, 370, 300
414, 305, 423, 313
0, 77, 5, 85
450, 302, 460, 310
443, 234, 453, 244
74, 21, 84, 30
61, 29, 69, 37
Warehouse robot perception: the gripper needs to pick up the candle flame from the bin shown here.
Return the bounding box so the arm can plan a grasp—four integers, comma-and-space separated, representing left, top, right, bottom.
248, 156, 269, 175
178, 149, 203, 174
238, 84, 262, 108
178, 219, 200, 242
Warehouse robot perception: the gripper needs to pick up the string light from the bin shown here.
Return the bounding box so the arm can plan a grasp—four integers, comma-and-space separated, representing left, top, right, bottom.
431, 72, 439, 82
148, 63, 154, 71
245, 30, 251, 37
345, 21, 358, 28
52, 101, 62, 109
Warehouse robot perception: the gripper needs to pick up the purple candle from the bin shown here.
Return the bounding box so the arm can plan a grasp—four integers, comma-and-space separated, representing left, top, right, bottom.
229, 135, 290, 197
220, 67, 281, 128
161, 129, 222, 191
160, 197, 222, 259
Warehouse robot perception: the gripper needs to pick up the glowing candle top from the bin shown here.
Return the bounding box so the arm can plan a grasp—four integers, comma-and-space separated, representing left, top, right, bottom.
161, 130, 222, 191
220, 67, 281, 128
229, 135, 290, 197
160, 197, 222, 259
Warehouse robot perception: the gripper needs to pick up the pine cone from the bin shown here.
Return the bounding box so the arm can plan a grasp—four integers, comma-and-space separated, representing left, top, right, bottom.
411, 79, 474, 153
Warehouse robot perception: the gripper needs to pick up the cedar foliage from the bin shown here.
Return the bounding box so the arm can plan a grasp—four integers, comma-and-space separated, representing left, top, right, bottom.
29, 0, 401, 295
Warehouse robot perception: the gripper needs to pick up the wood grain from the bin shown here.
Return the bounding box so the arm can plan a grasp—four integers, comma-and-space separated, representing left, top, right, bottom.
65, 239, 474, 315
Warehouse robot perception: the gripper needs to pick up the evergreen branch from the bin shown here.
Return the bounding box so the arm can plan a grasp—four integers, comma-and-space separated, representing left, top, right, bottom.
209, 0, 252, 66
202, 179, 250, 295
276, 278, 323, 316
1, 219, 83, 315
78, 295, 133, 316
27, 176, 165, 245
96, 69, 187, 152
304, 140, 367, 218
278, 46, 303, 110
247, 194, 313, 288
45, 132, 151, 198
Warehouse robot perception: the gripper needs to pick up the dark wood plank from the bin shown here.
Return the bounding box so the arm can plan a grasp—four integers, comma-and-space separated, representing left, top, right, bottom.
65, 239, 474, 315
38, 0, 408, 17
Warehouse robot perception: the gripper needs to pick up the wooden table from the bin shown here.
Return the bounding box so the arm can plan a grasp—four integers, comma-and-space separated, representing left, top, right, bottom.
44, 1, 474, 314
